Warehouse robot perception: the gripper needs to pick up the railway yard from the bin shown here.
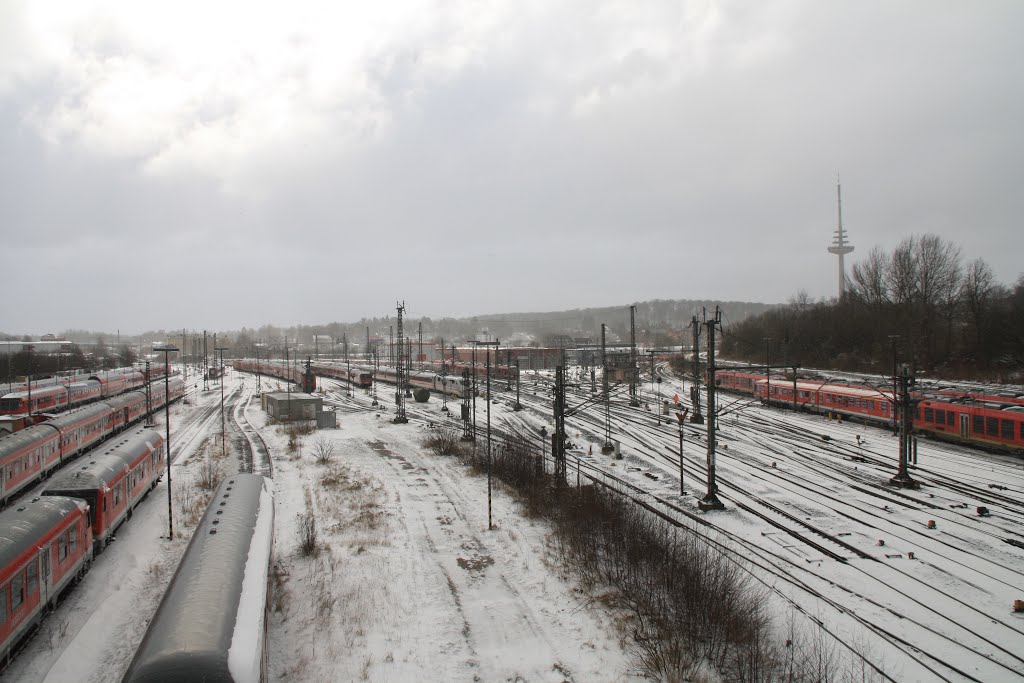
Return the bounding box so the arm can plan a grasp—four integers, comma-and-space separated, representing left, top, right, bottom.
1, 361, 1022, 682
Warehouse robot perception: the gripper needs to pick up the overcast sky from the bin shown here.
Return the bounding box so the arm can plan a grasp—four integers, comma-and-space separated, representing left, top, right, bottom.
3, 1, 1022, 335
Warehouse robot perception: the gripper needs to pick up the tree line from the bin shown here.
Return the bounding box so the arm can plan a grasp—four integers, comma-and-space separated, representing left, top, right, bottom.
720, 234, 1023, 381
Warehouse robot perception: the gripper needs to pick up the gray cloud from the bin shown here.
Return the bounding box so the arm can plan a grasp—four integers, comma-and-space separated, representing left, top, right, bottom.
2, 1, 1022, 334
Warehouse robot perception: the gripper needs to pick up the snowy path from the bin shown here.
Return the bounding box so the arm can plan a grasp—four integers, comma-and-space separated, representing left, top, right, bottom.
264, 408, 638, 682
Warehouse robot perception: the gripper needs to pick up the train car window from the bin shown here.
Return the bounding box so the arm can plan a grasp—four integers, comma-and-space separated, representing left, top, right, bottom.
986, 416, 999, 436
58, 535, 67, 561
27, 560, 37, 595
11, 572, 23, 609
0, 584, 6, 624
69, 525, 77, 552
935, 409, 945, 424
973, 415, 984, 434
1001, 420, 1014, 440
924, 408, 934, 423
1020, 421, 1024, 440
947, 412, 955, 426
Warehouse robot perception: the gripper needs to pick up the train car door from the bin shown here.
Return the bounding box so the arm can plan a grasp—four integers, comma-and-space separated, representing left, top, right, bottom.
960, 414, 969, 439
40, 549, 50, 606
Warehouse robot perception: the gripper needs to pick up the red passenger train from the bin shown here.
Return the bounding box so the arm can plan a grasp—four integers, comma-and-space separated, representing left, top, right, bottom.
307, 361, 374, 388
0, 427, 168, 663
713, 369, 1024, 454
231, 359, 316, 393
0, 495, 93, 662
0, 377, 184, 505
0, 369, 147, 418
43, 428, 166, 552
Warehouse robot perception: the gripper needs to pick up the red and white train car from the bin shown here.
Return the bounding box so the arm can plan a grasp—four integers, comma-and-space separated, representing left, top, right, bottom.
0, 379, 183, 506
233, 359, 316, 393
915, 398, 1024, 453
308, 361, 374, 388
0, 495, 93, 662
756, 379, 894, 422
43, 428, 166, 552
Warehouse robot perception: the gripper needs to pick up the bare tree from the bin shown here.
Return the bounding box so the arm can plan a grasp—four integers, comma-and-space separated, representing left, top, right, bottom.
961, 258, 996, 356
849, 246, 891, 307
886, 237, 917, 307
911, 234, 963, 364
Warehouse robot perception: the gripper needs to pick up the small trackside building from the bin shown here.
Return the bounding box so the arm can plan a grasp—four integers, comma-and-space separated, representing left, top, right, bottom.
261, 392, 322, 421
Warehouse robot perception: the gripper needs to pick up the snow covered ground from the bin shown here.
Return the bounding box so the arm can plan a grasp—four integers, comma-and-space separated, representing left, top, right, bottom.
3, 370, 642, 682
4, 363, 1023, 683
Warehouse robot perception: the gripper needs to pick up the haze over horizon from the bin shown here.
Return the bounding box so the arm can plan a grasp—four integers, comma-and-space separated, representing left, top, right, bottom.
3, 2, 1021, 334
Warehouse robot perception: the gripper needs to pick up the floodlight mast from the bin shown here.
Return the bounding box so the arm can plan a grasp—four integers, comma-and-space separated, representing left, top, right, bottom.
153, 343, 179, 539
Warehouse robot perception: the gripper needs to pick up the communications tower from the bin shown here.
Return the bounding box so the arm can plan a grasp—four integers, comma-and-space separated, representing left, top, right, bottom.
827, 179, 854, 298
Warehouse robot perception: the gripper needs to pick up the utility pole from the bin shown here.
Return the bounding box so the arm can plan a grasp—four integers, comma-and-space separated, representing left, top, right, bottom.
460, 369, 473, 441
215, 347, 228, 459
888, 335, 900, 435
690, 316, 704, 423
203, 330, 209, 392
418, 321, 423, 371
367, 327, 378, 405
441, 353, 449, 414
153, 344, 178, 539
394, 302, 408, 423
698, 307, 725, 511
601, 324, 613, 454
553, 363, 567, 484
26, 345, 33, 421
344, 333, 351, 397
471, 342, 477, 440
792, 365, 798, 411
629, 305, 640, 406
144, 360, 154, 426
513, 360, 523, 411
478, 340, 500, 530
890, 364, 920, 489
764, 337, 771, 406
405, 338, 413, 397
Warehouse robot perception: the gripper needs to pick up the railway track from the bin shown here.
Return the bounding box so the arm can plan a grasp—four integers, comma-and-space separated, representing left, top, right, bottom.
303, 365, 1024, 681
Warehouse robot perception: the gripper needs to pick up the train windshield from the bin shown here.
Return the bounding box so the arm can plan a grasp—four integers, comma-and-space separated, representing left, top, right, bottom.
0, 398, 22, 411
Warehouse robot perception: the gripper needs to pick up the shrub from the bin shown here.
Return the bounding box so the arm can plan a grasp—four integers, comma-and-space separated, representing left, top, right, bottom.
422, 424, 463, 456
297, 512, 318, 556
312, 436, 336, 465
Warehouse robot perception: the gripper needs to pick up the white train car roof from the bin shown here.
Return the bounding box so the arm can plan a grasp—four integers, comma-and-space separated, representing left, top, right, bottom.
0, 495, 88, 573
121, 474, 274, 683
755, 378, 892, 400
44, 428, 163, 495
